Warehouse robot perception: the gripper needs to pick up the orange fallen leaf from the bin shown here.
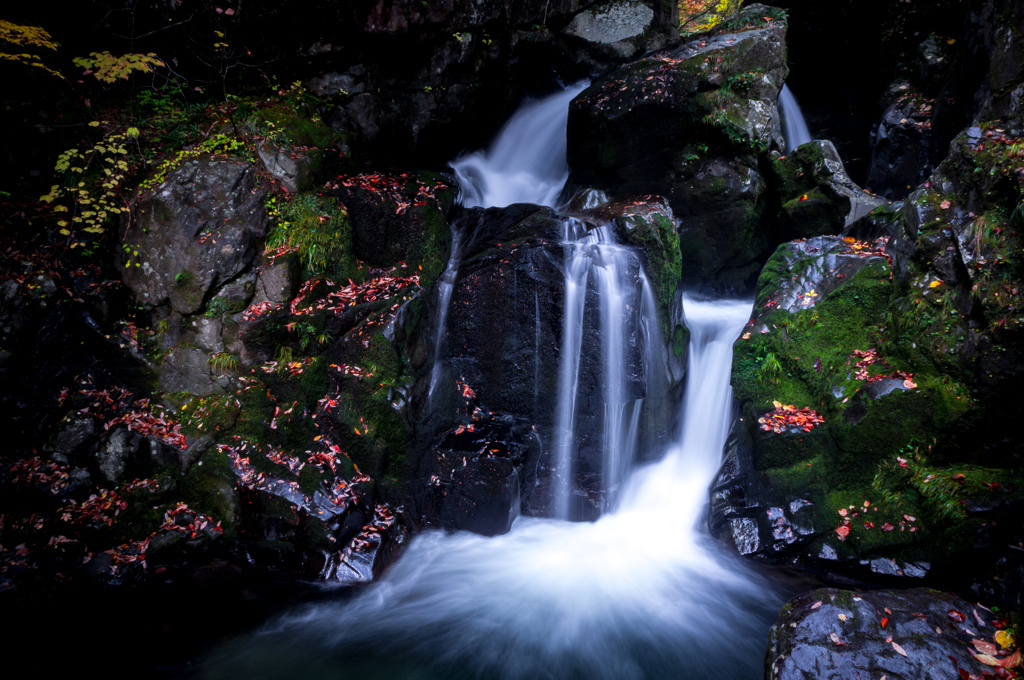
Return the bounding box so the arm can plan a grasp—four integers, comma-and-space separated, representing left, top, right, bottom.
881, 617, 889, 628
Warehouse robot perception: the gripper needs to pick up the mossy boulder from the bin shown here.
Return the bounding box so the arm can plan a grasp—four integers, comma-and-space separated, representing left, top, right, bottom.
772, 140, 887, 238
715, 233, 1010, 574
566, 3, 788, 194
566, 4, 788, 287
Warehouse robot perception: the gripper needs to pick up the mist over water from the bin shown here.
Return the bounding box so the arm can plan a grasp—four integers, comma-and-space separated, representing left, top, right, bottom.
201, 297, 785, 680
451, 82, 588, 209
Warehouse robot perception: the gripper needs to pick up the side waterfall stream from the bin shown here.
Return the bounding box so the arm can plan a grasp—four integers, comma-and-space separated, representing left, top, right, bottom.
201, 85, 792, 680
779, 84, 811, 153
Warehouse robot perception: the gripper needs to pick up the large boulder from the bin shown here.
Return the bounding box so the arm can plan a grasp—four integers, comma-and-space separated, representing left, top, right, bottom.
774, 140, 887, 238
767, 588, 1022, 680
568, 4, 787, 191
715, 230, 1024, 577
119, 159, 270, 314
567, 4, 788, 286
560, 0, 662, 65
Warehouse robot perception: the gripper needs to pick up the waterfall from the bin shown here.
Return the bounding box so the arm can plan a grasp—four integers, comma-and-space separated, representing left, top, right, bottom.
552, 222, 662, 517
551, 220, 592, 519
779, 84, 811, 153
451, 82, 588, 208
203, 296, 783, 680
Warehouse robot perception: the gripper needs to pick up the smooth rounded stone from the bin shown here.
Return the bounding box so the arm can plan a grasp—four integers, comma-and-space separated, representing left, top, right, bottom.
562, 0, 654, 60
118, 159, 270, 314
767, 588, 1003, 680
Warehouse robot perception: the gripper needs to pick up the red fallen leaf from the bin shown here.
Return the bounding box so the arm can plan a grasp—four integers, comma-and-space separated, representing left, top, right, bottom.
904, 379, 917, 389
993, 619, 1009, 630
886, 636, 893, 643
882, 522, 895, 531
972, 639, 999, 655
983, 482, 1002, 491
881, 617, 889, 628
970, 648, 1022, 668
864, 521, 875, 529
892, 641, 908, 657
836, 526, 850, 540
949, 609, 967, 623
885, 608, 892, 614
940, 200, 951, 209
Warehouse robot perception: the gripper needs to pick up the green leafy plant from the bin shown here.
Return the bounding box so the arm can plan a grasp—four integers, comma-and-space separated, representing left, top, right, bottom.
207, 352, 239, 373
872, 441, 967, 522
265, 193, 356, 278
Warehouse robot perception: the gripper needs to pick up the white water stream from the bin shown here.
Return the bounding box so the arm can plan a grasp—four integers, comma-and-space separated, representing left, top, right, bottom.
779, 84, 811, 153
451, 82, 588, 209
552, 221, 663, 517
204, 298, 782, 680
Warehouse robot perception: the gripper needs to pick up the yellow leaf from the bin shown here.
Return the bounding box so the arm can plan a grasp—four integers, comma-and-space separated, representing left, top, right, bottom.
929, 280, 942, 288
995, 630, 1016, 649
88, 121, 100, 127
772, 400, 782, 409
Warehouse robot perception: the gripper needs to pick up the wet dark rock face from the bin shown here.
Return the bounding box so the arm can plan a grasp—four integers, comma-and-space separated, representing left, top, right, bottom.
118, 159, 269, 315
410, 200, 677, 522
767, 588, 1013, 680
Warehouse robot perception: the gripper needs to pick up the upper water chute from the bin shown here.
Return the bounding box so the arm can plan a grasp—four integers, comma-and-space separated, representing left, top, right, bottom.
451, 82, 588, 209
779, 84, 811, 153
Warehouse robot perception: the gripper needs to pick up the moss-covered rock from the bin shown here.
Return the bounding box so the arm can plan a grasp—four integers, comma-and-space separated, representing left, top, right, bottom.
716, 229, 1020, 576
329, 171, 456, 292
771, 140, 887, 238
567, 3, 788, 193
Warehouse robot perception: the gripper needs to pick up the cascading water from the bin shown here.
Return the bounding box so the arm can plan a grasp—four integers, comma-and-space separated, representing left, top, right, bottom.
451, 82, 588, 209
552, 221, 661, 517
779, 84, 811, 153
430, 83, 588, 405
427, 227, 464, 402
202, 297, 786, 680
